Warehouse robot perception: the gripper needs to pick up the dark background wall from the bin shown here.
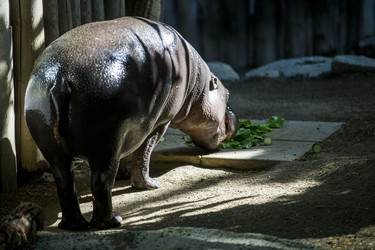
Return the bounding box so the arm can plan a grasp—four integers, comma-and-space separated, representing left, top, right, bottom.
164, 0, 375, 70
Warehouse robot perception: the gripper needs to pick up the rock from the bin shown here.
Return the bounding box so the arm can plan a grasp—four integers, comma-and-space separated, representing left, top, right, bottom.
332, 55, 375, 74
245, 56, 332, 79
207, 62, 240, 81
36, 227, 315, 250
356, 36, 375, 57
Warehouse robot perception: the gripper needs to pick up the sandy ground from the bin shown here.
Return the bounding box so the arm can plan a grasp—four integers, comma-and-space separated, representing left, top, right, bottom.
1, 74, 375, 249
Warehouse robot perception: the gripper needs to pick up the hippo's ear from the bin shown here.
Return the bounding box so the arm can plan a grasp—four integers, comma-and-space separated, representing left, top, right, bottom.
209, 77, 218, 91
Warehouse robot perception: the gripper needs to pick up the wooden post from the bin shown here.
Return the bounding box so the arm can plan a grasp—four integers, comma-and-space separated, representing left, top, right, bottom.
360, 0, 375, 38
199, 0, 222, 62
175, 0, 201, 51
43, 0, 59, 46
247, 0, 256, 68
164, 0, 177, 25
220, 0, 248, 69
71, 0, 81, 28
311, 0, 339, 55
104, 0, 123, 20
254, 0, 278, 66
337, 0, 348, 54
120, 0, 126, 17
92, 0, 105, 21
125, 0, 164, 21
81, 0, 92, 24
58, 0, 73, 35
10, 0, 45, 172
0, 0, 17, 192
346, 0, 360, 51
282, 0, 311, 58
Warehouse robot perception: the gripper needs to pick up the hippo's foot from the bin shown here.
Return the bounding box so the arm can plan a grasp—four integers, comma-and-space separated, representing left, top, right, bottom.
58, 216, 89, 231
89, 215, 122, 229
131, 176, 160, 190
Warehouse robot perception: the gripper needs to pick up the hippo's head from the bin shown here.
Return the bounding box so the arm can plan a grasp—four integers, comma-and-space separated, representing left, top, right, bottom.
176, 75, 238, 150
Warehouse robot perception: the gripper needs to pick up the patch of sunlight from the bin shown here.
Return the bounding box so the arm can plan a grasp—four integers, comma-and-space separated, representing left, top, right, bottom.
0, 61, 8, 73
65, 163, 325, 228
337, 189, 352, 195
306, 157, 368, 179
111, 185, 130, 193
109, 178, 321, 227
207, 147, 269, 159
79, 193, 92, 199
182, 233, 265, 247
34, 28, 45, 51
114, 194, 208, 226
48, 213, 62, 228
180, 180, 320, 218
79, 203, 93, 215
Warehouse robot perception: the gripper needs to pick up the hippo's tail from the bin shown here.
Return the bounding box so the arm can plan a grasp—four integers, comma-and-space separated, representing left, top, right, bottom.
50, 76, 72, 143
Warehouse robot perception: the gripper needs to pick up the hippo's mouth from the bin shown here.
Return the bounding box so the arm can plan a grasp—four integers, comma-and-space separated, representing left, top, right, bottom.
191, 106, 238, 150
224, 106, 239, 141
178, 106, 239, 150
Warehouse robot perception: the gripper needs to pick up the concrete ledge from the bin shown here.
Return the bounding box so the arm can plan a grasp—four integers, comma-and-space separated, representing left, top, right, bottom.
152, 121, 343, 169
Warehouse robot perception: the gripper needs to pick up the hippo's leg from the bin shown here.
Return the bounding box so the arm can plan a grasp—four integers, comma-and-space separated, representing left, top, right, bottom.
131, 123, 170, 189
26, 110, 89, 231
50, 156, 90, 230
88, 157, 122, 229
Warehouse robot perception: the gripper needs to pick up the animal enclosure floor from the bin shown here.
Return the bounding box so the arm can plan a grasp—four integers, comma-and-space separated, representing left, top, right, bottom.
152, 121, 343, 169
1, 75, 374, 249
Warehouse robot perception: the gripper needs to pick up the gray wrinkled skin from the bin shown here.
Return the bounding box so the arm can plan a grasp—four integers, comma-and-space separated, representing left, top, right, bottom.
24, 17, 238, 231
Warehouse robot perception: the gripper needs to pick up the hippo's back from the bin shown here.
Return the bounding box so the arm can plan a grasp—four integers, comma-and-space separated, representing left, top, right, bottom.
27, 17, 198, 123
36, 17, 182, 99
25, 17, 207, 157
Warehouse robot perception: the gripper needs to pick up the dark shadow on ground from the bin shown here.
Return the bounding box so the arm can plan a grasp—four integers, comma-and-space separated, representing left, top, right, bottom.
106, 118, 375, 240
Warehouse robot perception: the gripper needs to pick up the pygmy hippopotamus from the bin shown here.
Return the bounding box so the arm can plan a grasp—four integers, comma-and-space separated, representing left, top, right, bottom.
24, 17, 238, 231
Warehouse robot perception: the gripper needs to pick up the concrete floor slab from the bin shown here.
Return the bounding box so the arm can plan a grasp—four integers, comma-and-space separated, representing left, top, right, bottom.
152, 121, 343, 169
267, 120, 343, 142
36, 227, 314, 250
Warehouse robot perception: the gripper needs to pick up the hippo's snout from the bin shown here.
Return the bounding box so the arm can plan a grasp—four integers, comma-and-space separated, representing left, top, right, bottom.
225, 106, 239, 140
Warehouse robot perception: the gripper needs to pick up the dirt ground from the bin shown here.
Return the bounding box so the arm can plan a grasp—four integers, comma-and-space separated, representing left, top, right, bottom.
1, 74, 375, 249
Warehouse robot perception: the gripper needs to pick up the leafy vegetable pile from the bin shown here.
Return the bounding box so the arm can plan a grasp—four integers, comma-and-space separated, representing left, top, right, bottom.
221, 116, 285, 149
185, 116, 285, 149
